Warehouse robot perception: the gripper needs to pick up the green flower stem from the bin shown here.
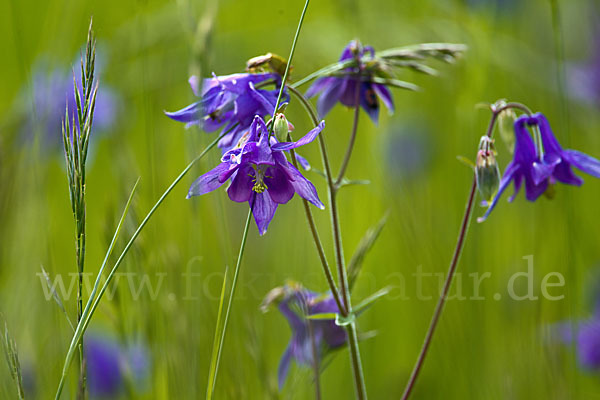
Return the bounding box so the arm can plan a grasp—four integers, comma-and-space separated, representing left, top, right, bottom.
400, 102, 533, 400
270, 0, 310, 131
286, 132, 346, 315
287, 84, 367, 400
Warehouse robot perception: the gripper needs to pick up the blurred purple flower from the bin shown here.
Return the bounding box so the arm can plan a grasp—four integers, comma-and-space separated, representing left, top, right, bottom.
385, 122, 431, 180
186, 115, 324, 235
86, 335, 124, 398
479, 113, 600, 222
165, 72, 288, 151
558, 320, 600, 370
306, 40, 394, 123
567, 30, 600, 106
264, 284, 347, 390
85, 334, 151, 398
19, 58, 118, 152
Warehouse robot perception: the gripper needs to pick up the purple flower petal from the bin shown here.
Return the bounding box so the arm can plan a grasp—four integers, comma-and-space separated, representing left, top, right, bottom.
271, 121, 325, 152
227, 165, 254, 202
278, 344, 293, 390
251, 192, 278, 235
373, 83, 394, 113
552, 161, 584, 186
282, 161, 324, 209
187, 163, 233, 198
266, 167, 295, 204
360, 83, 380, 123
306, 77, 334, 98
524, 175, 548, 201
164, 102, 202, 123
316, 78, 346, 118
565, 149, 600, 178
295, 153, 311, 171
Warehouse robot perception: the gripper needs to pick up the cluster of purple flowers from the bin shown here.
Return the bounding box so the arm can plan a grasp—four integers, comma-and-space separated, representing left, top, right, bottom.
479, 113, 600, 222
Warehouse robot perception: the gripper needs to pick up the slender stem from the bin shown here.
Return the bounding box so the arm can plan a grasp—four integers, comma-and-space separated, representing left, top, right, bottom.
210, 205, 254, 394
288, 84, 367, 399
270, 0, 310, 121
400, 178, 477, 400
335, 76, 361, 187
287, 140, 346, 316
400, 103, 532, 399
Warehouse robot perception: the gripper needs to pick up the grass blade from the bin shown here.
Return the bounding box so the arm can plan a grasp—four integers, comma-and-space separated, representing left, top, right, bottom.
206, 266, 229, 400
55, 130, 225, 400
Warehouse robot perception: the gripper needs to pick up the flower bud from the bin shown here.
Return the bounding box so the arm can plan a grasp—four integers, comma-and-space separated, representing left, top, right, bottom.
475, 136, 501, 205
273, 113, 289, 143
498, 107, 517, 154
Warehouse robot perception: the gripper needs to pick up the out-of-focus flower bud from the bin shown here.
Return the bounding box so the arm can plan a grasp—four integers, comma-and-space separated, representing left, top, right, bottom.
273, 113, 289, 143
496, 101, 517, 153
475, 136, 501, 205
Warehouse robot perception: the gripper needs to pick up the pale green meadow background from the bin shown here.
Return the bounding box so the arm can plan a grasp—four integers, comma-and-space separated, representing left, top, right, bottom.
1, 0, 600, 398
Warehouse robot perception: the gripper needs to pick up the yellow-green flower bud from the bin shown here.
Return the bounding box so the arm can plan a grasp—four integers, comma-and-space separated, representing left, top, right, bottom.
273, 113, 289, 143
475, 136, 501, 205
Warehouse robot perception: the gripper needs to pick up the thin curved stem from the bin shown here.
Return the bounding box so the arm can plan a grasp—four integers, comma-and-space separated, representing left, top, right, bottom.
287, 140, 346, 315
400, 178, 477, 400
271, 0, 310, 120
335, 77, 361, 187
400, 104, 530, 399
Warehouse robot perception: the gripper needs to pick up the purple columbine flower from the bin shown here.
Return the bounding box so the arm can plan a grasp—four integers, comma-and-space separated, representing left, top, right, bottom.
187, 115, 325, 235
165, 73, 288, 151
478, 113, 600, 222
306, 40, 394, 123
265, 284, 347, 390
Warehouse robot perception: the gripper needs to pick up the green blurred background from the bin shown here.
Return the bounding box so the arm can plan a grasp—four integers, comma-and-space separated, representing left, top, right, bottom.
1, 0, 600, 398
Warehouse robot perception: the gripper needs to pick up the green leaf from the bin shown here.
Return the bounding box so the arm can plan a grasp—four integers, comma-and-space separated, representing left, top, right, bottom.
338, 178, 371, 189
348, 213, 389, 292
354, 287, 392, 315
456, 155, 476, 169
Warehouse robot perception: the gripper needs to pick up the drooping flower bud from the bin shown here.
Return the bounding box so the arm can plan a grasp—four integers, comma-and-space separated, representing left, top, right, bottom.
497, 105, 517, 154
475, 136, 501, 205
273, 113, 289, 143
